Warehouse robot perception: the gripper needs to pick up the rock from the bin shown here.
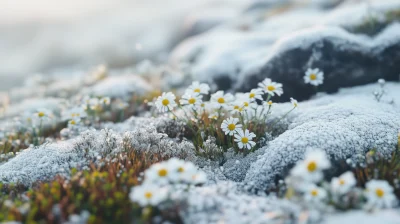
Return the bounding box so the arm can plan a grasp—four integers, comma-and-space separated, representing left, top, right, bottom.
82, 75, 152, 99
325, 210, 400, 224
182, 181, 300, 224
243, 82, 400, 191
171, 1, 400, 101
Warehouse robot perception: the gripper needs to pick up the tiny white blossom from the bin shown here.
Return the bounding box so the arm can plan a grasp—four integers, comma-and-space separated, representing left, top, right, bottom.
258, 78, 283, 96
221, 117, 242, 136
291, 149, 331, 183
331, 171, 356, 195
179, 92, 203, 109
129, 184, 168, 207
144, 163, 172, 185
248, 88, 263, 101
304, 68, 324, 86
210, 91, 234, 109
365, 180, 396, 209
155, 92, 177, 113
234, 129, 256, 150
34, 108, 53, 120
304, 184, 327, 203
290, 97, 298, 108
186, 81, 210, 95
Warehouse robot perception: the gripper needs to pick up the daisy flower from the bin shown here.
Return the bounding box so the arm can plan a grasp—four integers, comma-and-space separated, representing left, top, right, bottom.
155, 92, 177, 113
290, 97, 298, 108
34, 108, 53, 120
186, 81, 210, 95
304, 184, 327, 203
258, 78, 283, 96
330, 171, 356, 195
179, 92, 203, 109
210, 91, 234, 109
304, 68, 324, 86
144, 163, 172, 185
248, 88, 263, 101
291, 149, 331, 182
236, 94, 257, 111
365, 180, 396, 208
221, 117, 242, 136
234, 129, 256, 150
100, 97, 111, 105
129, 184, 168, 207
229, 101, 245, 114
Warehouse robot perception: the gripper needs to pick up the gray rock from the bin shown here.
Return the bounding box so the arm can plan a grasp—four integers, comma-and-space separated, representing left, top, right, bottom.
243, 82, 400, 191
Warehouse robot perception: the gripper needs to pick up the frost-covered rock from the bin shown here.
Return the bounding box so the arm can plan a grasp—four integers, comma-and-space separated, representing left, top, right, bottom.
0, 129, 123, 186
171, 0, 400, 101
243, 82, 400, 191
82, 75, 152, 99
182, 181, 300, 224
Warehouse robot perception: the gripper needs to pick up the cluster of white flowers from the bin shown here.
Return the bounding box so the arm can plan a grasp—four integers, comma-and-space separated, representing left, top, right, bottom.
153, 79, 298, 151
286, 149, 397, 210
130, 158, 207, 207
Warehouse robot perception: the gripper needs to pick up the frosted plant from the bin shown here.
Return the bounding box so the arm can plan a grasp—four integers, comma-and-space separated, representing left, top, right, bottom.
364, 180, 397, 209
130, 184, 169, 207
330, 171, 356, 195
258, 78, 283, 97
155, 92, 177, 112
304, 68, 324, 86
221, 117, 242, 136
186, 81, 210, 95
234, 129, 256, 150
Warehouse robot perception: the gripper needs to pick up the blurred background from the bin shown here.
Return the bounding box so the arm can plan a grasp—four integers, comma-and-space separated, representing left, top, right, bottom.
0, 0, 253, 90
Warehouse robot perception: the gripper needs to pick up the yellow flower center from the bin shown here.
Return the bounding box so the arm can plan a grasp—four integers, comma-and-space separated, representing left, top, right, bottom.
244, 102, 249, 107
241, 137, 249, 144
307, 161, 317, 172
267, 85, 275, 91
162, 99, 169, 106
178, 167, 184, 173
234, 105, 239, 110
228, 123, 236, 131
201, 103, 205, 107
311, 189, 318, 197
158, 169, 168, 177
70, 120, 76, 125
38, 112, 45, 117
375, 188, 385, 198
145, 192, 153, 199
188, 98, 196, 104
249, 93, 255, 98
194, 88, 201, 93
267, 101, 273, 105
310, 74, 317, 80
218, 98, 225, 104
339, 179, 345, 185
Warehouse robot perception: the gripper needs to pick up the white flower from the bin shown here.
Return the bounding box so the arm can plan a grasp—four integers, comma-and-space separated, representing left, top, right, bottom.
304, 68, 324, 86
304, 184, 327, 203
129, 184, 168, 207
291, 149, 331, 182
248, 89, 263, 101
236, 94, 257, 111
243, 105, 269, 122
63, 107, 87, 121
100, 97, 111, 105
186, 81, 210, 95
144, 163, 172, 185
234, 129, 256, 150
290, 97, 298, 108
229, 101, 245, 114
365, 180, 396, 208
84, 98, 101, 110
34, 108, 53, 120
155, 92, 177, 113
179, 92, 203, 109
331, 171, 356, 195
258, 78, 283, 96
210, 91, 234, 109
221, 117, 242, 136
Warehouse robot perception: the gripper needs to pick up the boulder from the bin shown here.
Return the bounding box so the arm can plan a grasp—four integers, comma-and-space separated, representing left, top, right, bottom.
243, 82, 400, 191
